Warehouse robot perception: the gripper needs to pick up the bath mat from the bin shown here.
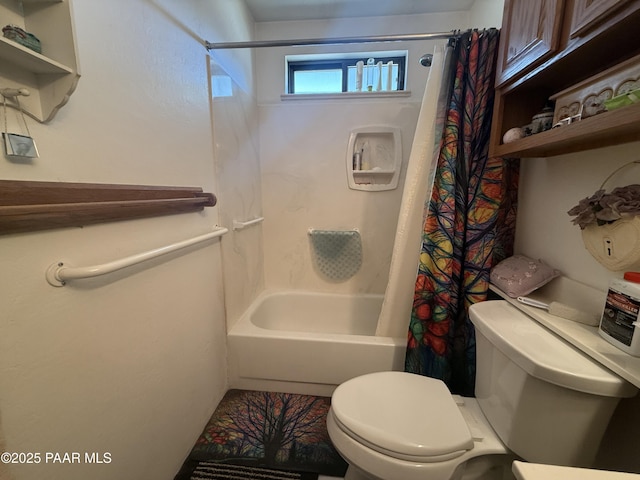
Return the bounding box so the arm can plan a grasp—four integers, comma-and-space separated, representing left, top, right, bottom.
176, 389, 348, 479
174, 459, 318, 480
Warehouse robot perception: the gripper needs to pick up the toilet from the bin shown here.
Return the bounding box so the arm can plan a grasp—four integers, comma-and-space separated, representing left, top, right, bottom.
327, 300, 638, 480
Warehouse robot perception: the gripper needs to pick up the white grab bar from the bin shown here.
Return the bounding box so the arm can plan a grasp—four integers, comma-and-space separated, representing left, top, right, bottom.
232, 216, 264, 231
46, 226, 228, 287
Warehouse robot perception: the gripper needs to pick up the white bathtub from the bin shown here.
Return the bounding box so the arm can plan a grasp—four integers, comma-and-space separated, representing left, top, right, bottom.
227, 291, 406, 393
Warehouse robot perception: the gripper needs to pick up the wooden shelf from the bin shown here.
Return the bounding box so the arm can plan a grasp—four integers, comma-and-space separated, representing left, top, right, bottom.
491, 101, 640, 158
489, 0, 640, 159
0, 180, 217, 235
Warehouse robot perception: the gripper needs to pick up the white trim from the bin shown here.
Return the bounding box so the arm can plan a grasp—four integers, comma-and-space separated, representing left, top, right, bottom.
280, 90, 412, 101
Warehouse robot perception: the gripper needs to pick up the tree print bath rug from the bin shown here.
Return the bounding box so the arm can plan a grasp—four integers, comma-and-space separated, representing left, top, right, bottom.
176, 389, 348, 479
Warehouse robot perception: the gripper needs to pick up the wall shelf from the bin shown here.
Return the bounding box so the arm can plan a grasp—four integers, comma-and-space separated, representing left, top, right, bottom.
281, 91, 411, 101
489, 0, 640, 159
347, 126, 402, 191
351, 170, 396, 189
0, 180, 217, 235
0, 0, 80, 122
492, 101, 640, 158
0, 37, 73, 74
490, 280, 640, 389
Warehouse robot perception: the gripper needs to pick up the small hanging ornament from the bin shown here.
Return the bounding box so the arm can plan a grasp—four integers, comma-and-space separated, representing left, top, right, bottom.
2, 88, 38, 158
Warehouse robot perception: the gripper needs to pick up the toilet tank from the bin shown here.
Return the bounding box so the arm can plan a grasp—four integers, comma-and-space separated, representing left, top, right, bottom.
470, 301, 637, 468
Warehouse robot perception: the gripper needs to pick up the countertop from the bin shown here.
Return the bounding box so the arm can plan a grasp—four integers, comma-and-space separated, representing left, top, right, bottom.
490, 275, 640, 389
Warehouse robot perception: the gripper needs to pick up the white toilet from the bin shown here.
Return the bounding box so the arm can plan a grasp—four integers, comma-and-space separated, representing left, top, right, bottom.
327, 300, 638, 480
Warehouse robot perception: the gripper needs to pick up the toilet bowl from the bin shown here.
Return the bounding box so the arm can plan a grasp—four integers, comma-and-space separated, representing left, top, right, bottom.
327, 371, 511, 480
327, 300, 637, 480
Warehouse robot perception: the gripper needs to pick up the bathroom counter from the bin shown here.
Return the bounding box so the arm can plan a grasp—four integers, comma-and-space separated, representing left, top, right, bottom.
490, 277, 640, 389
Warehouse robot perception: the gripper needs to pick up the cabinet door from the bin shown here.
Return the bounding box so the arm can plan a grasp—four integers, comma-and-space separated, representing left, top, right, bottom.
569, 0, 631, 37
495, 0, 565, 87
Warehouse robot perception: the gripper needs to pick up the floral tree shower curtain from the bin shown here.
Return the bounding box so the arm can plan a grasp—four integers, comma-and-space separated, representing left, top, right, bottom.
405, 29, 519, 396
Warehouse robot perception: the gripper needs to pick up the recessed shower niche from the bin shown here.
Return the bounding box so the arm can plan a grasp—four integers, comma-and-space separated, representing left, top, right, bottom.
347, 127, 401, 191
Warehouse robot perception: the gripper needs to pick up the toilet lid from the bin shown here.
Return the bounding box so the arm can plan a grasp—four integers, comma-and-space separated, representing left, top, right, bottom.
331, 371, 474, 462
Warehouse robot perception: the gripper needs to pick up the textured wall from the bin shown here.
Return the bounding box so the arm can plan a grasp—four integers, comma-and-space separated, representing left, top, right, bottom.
0, 1, 254, 479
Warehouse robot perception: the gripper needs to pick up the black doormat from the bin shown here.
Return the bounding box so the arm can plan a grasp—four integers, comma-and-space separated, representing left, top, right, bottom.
174, 459, 319, 480
175, 389, 348, 479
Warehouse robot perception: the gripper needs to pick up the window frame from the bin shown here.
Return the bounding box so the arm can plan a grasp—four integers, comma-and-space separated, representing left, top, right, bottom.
287, 55, 407, 94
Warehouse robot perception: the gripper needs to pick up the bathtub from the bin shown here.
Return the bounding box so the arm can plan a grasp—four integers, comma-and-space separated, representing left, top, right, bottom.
227, 291, 406, 393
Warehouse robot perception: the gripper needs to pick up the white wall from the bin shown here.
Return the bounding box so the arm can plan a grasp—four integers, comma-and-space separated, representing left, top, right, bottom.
0, 1, 254, 479
515, 141, 640, 292
253, 10, 510, 294
469, 0, 505, 27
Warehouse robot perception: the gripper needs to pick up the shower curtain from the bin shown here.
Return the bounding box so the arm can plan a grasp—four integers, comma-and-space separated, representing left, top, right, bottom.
375, 42, 452, 340
404, 29, 519, 396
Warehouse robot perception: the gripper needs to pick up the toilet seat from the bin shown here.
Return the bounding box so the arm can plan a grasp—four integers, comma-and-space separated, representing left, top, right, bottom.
330, 371, 474, 462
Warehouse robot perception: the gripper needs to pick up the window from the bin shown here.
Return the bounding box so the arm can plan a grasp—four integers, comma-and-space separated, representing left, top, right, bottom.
211, 74, 234, 97
286, 52, 407, 95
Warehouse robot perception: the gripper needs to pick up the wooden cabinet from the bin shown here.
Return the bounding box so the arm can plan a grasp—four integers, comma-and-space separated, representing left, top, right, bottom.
569, 0, 631, 38
489, 0, 640, 158
495, 0, 565, 87
0, 0, 80, 123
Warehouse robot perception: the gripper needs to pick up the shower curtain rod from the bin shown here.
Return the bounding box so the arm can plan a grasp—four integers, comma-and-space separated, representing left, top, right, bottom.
205, 31, 459, 50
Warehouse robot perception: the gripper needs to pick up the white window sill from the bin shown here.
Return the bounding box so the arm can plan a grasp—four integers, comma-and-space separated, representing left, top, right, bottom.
280, 91, 412, 101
